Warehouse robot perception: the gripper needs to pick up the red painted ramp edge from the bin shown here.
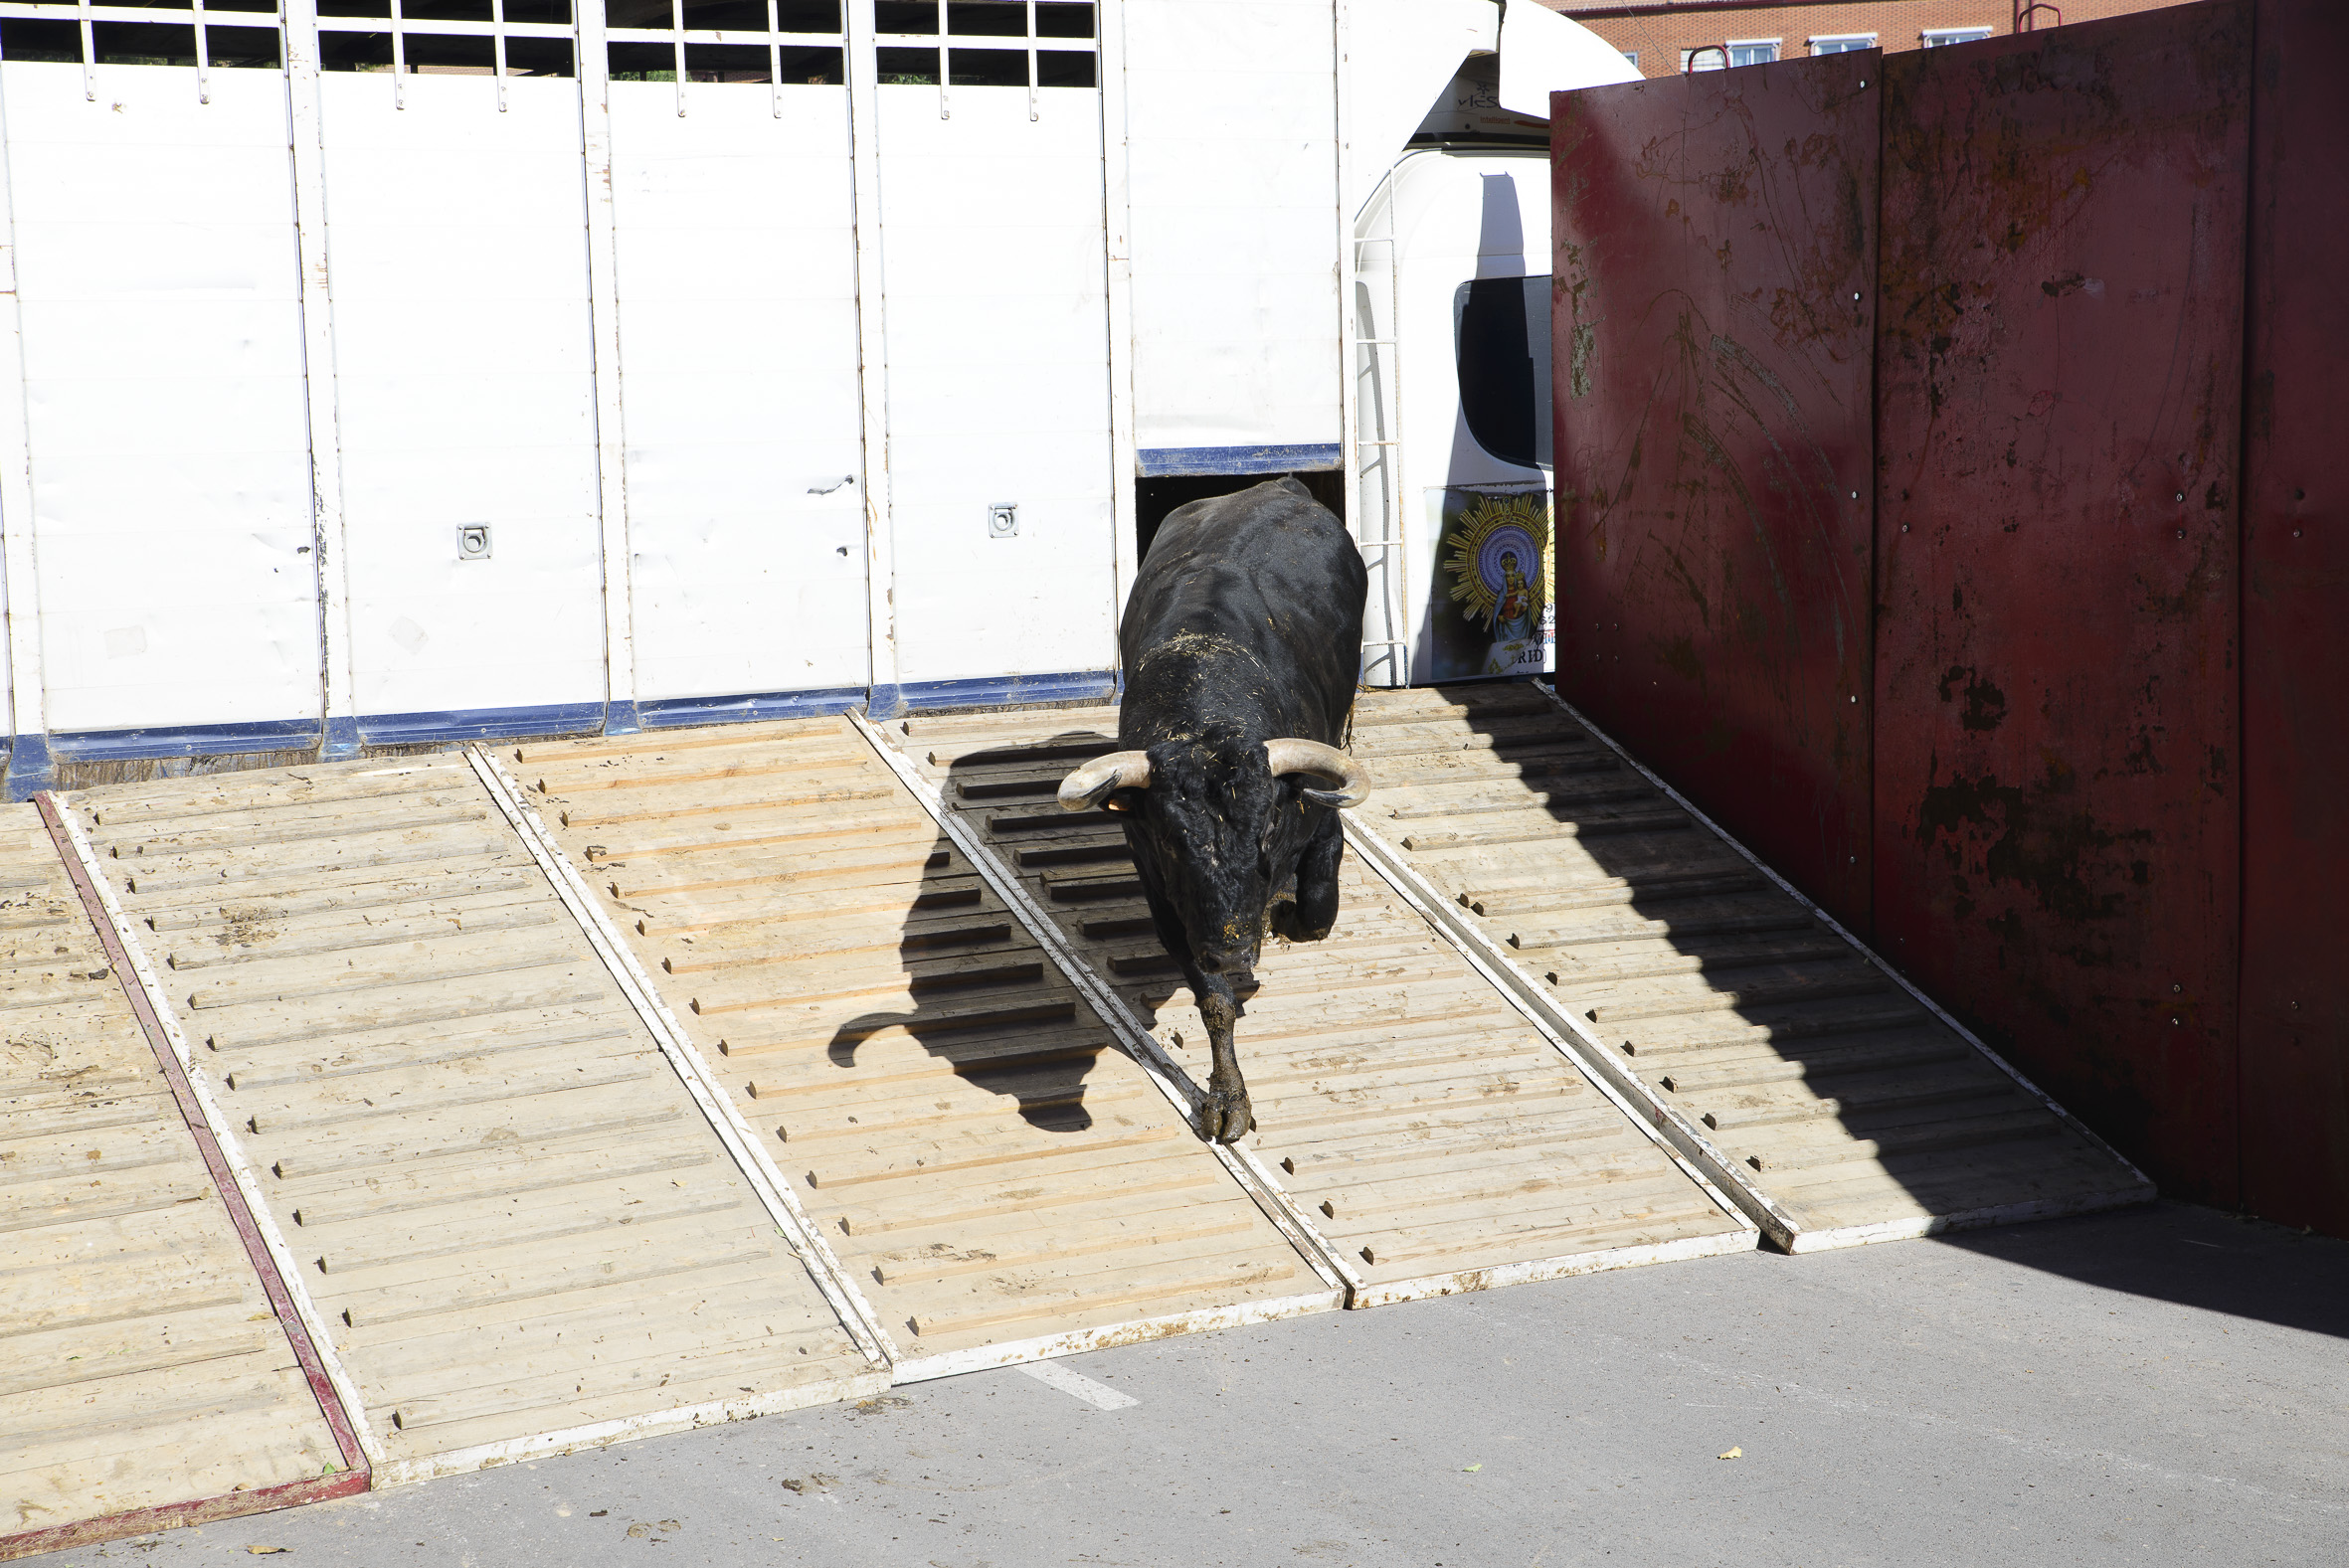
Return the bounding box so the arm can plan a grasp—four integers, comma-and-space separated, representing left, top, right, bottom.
2, 795, 371, 1562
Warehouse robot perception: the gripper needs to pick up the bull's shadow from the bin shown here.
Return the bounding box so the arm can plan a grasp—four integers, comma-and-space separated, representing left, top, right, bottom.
820, 730, 1139, 1133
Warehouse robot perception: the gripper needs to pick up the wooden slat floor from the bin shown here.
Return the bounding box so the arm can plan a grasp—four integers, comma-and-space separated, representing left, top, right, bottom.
69, 758, 886, 1481
513, 716, 1338, 1375
891, 705, 1755, 1304
0, 804, 341, 1547
1351, 682, 2153, 1250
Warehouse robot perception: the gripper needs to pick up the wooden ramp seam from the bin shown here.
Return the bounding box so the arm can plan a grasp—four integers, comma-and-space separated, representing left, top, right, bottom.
462, 747, 899, 1367
0, 801, 363, 1563
843, 711, 1362, 1312
37, 793, 384, 1467
1520, 682, 2155, 1250
858, 711, 1756, 1307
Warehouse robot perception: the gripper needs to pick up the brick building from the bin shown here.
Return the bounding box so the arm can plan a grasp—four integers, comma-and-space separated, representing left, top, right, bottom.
1538, 0, 2184, 77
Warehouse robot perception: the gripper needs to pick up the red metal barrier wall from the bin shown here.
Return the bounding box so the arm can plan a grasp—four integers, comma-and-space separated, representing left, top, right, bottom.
1872, 5, 2252, 1205
1550, 57, 1880, 932
2239, 0, 2349, 1234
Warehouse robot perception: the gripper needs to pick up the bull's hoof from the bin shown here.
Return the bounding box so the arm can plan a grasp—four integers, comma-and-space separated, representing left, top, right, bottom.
1199, 1086, 1254, 1143
1267, 898, 1333, 945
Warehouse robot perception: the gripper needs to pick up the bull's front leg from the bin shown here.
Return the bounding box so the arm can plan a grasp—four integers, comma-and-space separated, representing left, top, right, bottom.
1194, 976, 1254, 1143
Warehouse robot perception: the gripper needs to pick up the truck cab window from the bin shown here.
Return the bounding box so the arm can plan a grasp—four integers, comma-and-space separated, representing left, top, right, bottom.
1454, 275, 1553, 470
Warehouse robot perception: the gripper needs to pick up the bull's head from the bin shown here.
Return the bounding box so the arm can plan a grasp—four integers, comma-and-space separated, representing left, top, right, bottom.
1055, 731, 1369, 977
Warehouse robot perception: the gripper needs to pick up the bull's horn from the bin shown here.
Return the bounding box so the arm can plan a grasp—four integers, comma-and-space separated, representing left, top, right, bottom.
1264, 739, 1371, 808
1057, 751, 1153, 810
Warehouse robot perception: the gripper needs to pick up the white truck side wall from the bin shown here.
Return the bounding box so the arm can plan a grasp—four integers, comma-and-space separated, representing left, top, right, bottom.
607, 83, 872, 713
7, 65, 318, 742
1124, 0, 1340, 461
877, 84, 1115, 689
322, 73, 607, 733
0, 1, 1640, 785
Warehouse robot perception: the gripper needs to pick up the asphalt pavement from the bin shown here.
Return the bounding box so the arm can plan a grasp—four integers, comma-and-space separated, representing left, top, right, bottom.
31, 1200, 2347, 1568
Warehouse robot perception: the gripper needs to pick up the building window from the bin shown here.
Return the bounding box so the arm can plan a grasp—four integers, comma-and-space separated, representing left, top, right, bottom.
1725, 39, 1780, 66
1809, 34, 1877, 54
1621, 50, 1639, 68
1921, 27, 1994, 46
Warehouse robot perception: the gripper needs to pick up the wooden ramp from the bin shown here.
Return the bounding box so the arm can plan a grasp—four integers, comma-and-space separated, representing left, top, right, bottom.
1345, 682, 2154, 1252
64, 757, 889, 1485
503, 716, 1341, 1379
1, 803, 356, 1560
881, 705, 1756, 1307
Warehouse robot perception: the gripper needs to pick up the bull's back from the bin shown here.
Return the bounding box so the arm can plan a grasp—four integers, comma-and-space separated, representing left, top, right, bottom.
1122, 478, 1364, 740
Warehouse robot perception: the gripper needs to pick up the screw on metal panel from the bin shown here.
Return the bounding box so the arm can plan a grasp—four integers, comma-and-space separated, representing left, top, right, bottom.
2177, 529, 2187, 538
1901, 523, 1909, 532
456, 524, 492, 561
2175, 492, 2186, 502
2171, 1016, 2181, 1026
2174, 983, 2183, 992
2294, 530, 2303, 538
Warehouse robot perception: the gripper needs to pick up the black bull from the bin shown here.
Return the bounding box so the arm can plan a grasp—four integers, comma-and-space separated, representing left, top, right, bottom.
1056, 477, 1369, 1141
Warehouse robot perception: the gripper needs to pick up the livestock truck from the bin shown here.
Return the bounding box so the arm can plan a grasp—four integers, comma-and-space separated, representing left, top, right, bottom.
0, 0, 1633, 793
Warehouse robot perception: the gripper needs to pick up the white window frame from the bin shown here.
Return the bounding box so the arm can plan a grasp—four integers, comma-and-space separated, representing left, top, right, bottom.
1724, 37, 1781, 67
1809, 33, 1878, 54
1621, 49, 1639, 68
1920, 26, 1995, 46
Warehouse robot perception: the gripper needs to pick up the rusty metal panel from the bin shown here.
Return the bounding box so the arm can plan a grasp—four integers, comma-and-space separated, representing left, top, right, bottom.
2240, 0, 2349, 1235
1550, 57, 1879, 932
1872, 6, 2253, 1205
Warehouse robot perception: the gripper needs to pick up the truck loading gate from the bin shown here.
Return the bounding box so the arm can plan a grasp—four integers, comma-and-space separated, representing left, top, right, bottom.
5, 691, 2145, 1555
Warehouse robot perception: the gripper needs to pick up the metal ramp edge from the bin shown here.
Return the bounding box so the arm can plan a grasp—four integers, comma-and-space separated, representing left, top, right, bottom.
1, 801, 366, 1563
1512, 681, 2157, 1251
54, 759, 894, 1490
855, 711, 1759, 1308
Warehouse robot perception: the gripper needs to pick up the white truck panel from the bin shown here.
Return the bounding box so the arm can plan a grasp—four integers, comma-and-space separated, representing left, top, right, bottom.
6, 65, 319, 741
1125, 0, 1339, 461
877, 85, 1116, 688
320, 73, 607, 731
606, 82, 872, 713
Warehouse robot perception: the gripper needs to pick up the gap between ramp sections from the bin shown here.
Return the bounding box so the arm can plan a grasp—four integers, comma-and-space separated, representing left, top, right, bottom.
870, 704, 1758, 1308
1352, 680, 2153, 1252
2, 799, 362, 1563
497, 716, 1344, 1383
63, 757, 890, 1487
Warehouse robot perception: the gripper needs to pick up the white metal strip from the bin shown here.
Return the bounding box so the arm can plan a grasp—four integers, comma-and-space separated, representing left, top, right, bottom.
48, 795, 385, 1468
1530, 677, 2158, 1195
1097, 0, 1138, 638
465, 745, 899, 1369
0, 66, 43, 766
369, 1362, 894, 1487
283, 0, 359, 761
892, 1289, 1342, 1384
845, 710, 1361, 1299
1341, 808, 1771, 1244
577, 0, 636, 736
192, 0, 209, 104
844, 0, 898, 713
1350, 1224, 1759, 1310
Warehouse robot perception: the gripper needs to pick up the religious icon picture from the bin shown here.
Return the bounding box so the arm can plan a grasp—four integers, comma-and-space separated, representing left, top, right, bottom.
1424, 487, 1554, 681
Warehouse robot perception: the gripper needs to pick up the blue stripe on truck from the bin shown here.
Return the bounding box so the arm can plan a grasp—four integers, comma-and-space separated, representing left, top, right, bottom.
1138, 443, 1343, 477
